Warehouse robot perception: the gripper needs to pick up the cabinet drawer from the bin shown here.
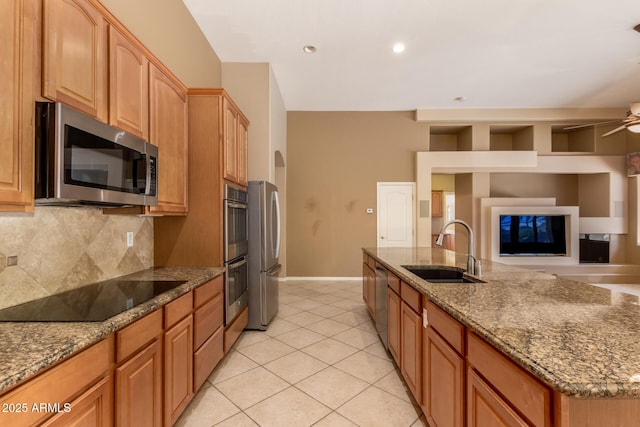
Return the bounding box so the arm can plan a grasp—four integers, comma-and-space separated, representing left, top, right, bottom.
41, 374, 113, 427
0, 337, 112, 427
387, 271, 401, 294
467, 368, 528, 427
425, 298, 465, 355
165, 292, 193, 329
467, 332, 552, 427
116, 309, 163, 363
194, 275, 223, 308
401, 281, 422, 313
194, 291, 224, 349
193, 326, 224, 391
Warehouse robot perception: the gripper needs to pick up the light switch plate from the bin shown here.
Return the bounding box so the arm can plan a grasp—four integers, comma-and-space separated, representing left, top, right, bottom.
126, 232, 134, 247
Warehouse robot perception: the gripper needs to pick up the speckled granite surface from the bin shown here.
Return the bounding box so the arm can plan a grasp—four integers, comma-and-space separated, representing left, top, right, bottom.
365, 247, 640, 398
0, 267, 223, 394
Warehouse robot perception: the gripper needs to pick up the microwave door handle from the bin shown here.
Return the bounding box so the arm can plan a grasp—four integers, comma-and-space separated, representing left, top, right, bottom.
145, 155, 152, 195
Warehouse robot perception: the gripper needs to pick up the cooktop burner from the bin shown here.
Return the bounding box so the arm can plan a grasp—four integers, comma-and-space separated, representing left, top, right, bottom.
0, 279, 187, 322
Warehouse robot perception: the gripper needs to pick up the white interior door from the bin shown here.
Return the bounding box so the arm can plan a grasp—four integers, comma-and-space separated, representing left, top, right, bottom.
377, 182, 415, 247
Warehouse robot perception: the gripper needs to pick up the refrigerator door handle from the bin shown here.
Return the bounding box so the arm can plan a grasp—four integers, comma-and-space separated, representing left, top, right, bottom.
272, 190, 281, 260
266, 263, 282, 275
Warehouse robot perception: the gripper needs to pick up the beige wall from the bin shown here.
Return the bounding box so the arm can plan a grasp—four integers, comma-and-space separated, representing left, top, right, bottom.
626, 134, 640, 264
222, 63, 272, 181
490, 173, 580, 206
0, 208, 153, 309
101, 0, 222, 87
287, 111, 428, 277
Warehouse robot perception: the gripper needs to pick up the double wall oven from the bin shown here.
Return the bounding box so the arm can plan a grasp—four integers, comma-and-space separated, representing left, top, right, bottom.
224, 185, 249, 325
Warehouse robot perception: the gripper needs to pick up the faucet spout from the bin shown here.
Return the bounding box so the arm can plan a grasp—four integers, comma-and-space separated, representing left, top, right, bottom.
435, 219, 478, 276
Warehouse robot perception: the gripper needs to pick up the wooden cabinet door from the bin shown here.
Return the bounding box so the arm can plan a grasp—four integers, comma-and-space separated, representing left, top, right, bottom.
237, 116, 249, 186
109, 25, 149, 139
42, 0, 108, 121
116, 339, 162, 427
387, 287, 401, 365
164, 315, 193, 426
41, 375, 113, 427
0, 0, 35, 212
400, 301, 422, 404
149, 64, 188, 215
425, 327, 464, 427
431, 190, 443, 217
467, 368, 528, 427
223, 100, 239, 183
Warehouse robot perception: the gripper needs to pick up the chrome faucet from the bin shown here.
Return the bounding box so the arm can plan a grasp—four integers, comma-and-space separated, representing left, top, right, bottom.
435, 219, 479, 276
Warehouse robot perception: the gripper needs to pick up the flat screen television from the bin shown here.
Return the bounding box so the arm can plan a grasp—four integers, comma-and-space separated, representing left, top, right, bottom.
499, 215, 567, 256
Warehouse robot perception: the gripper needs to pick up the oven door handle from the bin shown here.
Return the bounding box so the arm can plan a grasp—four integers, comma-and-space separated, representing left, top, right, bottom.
227, 257, 247, 269
226, 202, 247, 209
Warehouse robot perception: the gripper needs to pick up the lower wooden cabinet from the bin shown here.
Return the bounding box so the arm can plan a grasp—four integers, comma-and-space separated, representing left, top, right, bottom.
387, 286, 401, 365
400, 300, 422, 405
0, 337, 113, 426
41, 375, 113, 427
424, 327, 464, 427
115, 339, 163, 427
164, 311, 194, 426
467, 368, 528, 427
193, 277, 224, 391
467, 332, 552, 427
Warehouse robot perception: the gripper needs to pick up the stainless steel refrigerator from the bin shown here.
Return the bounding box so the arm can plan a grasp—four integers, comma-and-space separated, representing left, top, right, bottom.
247, 181, 281, 330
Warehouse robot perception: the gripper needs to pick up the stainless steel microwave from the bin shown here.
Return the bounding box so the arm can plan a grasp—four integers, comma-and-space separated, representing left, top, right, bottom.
34, 102, 158, 207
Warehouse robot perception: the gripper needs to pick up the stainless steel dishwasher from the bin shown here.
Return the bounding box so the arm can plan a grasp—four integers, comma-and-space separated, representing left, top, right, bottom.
374, 262, 388, 349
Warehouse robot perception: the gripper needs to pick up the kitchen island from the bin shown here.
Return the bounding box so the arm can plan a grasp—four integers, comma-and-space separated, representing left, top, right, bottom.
365, 247, 640, 426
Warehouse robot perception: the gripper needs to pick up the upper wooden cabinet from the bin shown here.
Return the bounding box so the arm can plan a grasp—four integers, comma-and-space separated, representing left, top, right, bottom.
223, 98, 249, 187
149, 64, 188, 215
42, 0, 108, 121
431, 190, 443, 217
237, 116, 249, 186
109, 25, 149, 140
223, 101, 238, 183
0, 0, 36, 212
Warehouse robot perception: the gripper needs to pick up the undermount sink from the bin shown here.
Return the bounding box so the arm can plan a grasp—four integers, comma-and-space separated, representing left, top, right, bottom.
402, 266, 484, 284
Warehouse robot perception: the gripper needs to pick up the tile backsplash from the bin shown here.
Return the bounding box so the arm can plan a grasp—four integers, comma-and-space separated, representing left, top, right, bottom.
0, 207, 153, 310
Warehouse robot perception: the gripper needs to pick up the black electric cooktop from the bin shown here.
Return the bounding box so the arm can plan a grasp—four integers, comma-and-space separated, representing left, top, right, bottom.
0, 279, 187, 322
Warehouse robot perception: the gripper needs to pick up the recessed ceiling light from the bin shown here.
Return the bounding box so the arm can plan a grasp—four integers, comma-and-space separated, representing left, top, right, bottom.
303, 45, 317, 54
392, 43, 406, 54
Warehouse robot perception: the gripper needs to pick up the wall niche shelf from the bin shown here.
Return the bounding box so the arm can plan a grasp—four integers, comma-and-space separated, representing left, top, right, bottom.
489, 125, 534, 151
551, 125, 596, 153
429, 125, 472, 151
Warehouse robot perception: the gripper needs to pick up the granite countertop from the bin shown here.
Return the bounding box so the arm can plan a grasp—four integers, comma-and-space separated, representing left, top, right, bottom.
365, 247, 640, 398
0, 266, 224, 394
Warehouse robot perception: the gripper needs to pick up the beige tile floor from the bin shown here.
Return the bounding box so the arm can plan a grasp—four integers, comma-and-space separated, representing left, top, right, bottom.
176, 279, 428, 427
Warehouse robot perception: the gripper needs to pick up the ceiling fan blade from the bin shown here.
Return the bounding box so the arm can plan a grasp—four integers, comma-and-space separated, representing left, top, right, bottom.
563, 120, 620, 131
601, 125, 627, 137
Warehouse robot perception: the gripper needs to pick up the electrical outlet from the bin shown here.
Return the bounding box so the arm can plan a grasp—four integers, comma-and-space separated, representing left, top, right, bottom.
126, 232, 134, 248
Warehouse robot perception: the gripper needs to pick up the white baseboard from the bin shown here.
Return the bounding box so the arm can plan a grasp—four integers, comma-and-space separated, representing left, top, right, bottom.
280, 276, 362, 281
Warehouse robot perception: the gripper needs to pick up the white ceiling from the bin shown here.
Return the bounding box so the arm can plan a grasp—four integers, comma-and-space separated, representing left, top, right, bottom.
183, 0, 640, 112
